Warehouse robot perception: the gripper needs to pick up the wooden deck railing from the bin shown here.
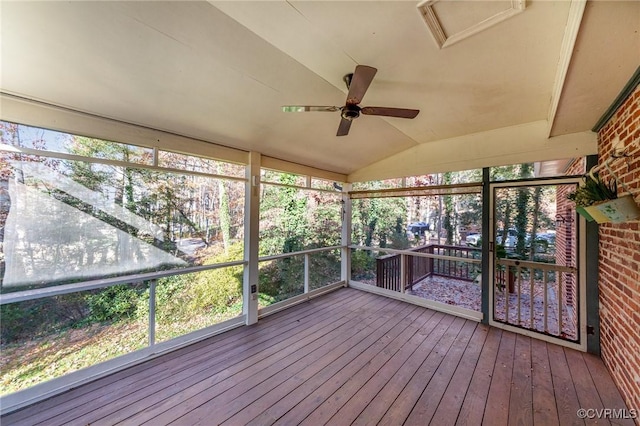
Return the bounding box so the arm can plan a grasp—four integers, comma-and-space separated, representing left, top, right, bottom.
376, 244, 481, 291
494, 258, 578, 341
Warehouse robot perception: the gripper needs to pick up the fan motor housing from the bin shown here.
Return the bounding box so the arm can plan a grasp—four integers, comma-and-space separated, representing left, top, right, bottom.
342, 104, 361, 121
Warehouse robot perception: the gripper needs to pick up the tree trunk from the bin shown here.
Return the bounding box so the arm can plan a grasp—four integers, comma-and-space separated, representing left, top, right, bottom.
529, 187, 542, 260
218, 179, 231, 253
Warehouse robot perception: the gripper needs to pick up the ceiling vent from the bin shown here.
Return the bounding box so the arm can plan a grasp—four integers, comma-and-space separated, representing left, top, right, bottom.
418, 0, 526, 49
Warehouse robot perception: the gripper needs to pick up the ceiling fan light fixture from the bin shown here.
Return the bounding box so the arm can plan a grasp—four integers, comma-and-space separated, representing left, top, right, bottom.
341, 105, 361, 121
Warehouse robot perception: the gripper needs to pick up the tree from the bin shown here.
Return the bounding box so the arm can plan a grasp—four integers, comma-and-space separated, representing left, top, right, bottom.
529, 186, 542, 260
514, 163, 533, 256
442, 172, 455, 244
217, 167, 231, 253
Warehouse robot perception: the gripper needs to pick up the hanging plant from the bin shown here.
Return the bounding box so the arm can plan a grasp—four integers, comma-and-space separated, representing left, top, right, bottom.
567, 172, 617, 207
567, 172, 640, 223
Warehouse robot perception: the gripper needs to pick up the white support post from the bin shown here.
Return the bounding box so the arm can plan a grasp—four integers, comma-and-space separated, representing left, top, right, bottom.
244, 152, 260, 325
148, 279, 156, 346
304, 253, 310, 293
341, 183, 352, 286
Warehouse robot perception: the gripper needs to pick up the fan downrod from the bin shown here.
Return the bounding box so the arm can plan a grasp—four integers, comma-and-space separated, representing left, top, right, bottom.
343, 73, 353, 89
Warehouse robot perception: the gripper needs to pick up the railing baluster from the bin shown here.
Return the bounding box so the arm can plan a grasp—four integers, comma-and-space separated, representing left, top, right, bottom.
505, 265, 510, 324
558, 272, 563, 336
516, 266, 521, 326
530, 267, 535, 329
543, 271, 549, 333
392, 256, 397, 291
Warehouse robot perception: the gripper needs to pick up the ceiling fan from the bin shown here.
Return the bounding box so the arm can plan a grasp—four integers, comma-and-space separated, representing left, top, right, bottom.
282, 65, 420, 136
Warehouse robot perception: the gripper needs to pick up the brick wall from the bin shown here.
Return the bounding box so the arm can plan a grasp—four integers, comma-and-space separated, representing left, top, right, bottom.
597, 84, 640, 415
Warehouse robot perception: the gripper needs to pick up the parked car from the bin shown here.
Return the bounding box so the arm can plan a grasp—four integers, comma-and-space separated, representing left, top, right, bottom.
536, 231, 556, 243
465, 232, 481, 246
496, 229, 518, 248
407, 221, 430, 236
529, 231, 556, 253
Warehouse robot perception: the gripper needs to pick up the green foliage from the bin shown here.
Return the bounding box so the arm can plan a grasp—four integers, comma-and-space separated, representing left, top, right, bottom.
86, 284, 146, 323
567, 173, 617, 207
309, 252, 341, 290
189, 243, 244, 313
259, 256, 304, 302
259, 258, 295, 297
133, 274, 191, 323
352, 197, 407, 248
258, 173, 341, 302
351, 250, 376, 280
1, 303, 35, 343
389, 217, 410, 249
260, 173, 329, 256
1, 294, 90, 344
514, 164, 532, 256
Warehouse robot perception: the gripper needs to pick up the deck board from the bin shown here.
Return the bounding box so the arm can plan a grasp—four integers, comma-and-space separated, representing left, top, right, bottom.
548, 342, 584, 426
483, 329, 516, 425
377, 316, 468, 425
119, 293, 397, 425
351, 314, 457, 426
456, 326, 502, 425
1, 287, 632, 426
508, 334, 533, 426
272, 302, 419, 426
178, 301, 416, 425
402, 320, 478, 425
428, 323, 489, 425
530, 338, 560, 426
582, 354, 636, 426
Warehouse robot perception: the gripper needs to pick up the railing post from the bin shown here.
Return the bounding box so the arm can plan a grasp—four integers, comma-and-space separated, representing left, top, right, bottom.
304, 253, 310, 293
244, 152, 260, 325
341, 184, 352, 286
149, 279, 156, 347
400, 254, 406, 293
428, 245, 434, 277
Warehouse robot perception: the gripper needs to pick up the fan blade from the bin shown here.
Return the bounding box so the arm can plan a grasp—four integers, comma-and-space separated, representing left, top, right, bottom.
282, 106, 339, 112
361, 107, 419, 119
346, 65, 377, 105
336, 117, 352, 136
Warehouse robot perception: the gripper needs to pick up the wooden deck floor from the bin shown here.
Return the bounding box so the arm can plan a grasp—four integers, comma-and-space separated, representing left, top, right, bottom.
2, 288, 633, 426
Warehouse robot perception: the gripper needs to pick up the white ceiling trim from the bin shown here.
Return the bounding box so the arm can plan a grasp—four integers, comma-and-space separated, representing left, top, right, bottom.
417, 0, 526, 49
261, 157, 347, 183
546, 0, 587, 137
348, 120, 597, 182
0, 93, 250, 165
0, 92, 349, 181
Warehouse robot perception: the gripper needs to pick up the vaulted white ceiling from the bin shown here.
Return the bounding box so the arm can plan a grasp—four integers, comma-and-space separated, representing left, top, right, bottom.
1, 1, 638, 181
